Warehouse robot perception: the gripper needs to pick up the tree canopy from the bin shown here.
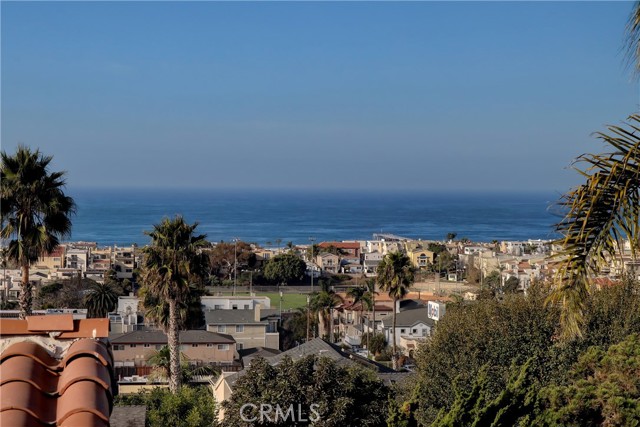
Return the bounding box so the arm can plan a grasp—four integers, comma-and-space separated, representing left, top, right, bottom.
263, 253, 306, 285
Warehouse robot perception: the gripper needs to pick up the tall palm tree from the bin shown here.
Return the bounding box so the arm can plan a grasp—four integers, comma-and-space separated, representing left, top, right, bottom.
310, 280, 341, 342
85, 281, 119, 318
550, 114, 640, 339
363, 278, 377, 358
140, 216, 209, 393
377, 252, 414, 369
0, 146, 75, 318
347, 284, 373, 352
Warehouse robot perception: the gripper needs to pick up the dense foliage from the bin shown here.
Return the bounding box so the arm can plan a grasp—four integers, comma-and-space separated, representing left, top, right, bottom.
263, 253, 306, 285
412, 279, 640, 426
223, 355, 389, 426
115, 386, 218, 427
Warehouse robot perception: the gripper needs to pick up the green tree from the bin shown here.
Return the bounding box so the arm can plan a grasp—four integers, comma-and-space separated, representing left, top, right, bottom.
446, 232, 457, 242
0, 145, 76, 318
377, 252, 414, 369
85, 281, 119, 318
222, 355, 388, 427
263, 252, 306, 285
536, 334, 640, 426
115, 386, 218, 427
140, 216, 209, 393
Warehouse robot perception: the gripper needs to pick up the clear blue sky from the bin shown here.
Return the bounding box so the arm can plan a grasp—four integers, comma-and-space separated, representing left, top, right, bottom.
2, 1, 638, 192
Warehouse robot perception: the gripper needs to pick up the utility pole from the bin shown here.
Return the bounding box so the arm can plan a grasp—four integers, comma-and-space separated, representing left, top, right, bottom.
233, 237, 239, 296
306, 295, 311, 342
309, 236, 316, 293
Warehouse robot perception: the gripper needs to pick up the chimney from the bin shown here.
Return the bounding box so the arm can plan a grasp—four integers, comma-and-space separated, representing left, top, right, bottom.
255, 303, 263, 322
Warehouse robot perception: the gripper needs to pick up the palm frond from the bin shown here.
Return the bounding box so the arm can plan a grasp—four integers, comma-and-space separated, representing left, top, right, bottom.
549, 114, 640, 338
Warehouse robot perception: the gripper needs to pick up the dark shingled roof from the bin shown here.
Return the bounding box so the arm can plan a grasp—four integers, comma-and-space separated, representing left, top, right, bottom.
109, 330, 235, 344
381, 307, 436, 329
110, 406, 147, 427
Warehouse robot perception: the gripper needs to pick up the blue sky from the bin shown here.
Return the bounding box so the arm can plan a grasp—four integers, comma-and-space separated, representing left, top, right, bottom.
2, 1, 638, 192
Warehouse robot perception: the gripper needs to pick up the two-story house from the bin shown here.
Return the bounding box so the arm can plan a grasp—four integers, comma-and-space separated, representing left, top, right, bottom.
205, 305, 280, 351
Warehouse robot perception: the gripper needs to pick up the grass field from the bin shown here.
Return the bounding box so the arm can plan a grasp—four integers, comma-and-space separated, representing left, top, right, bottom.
256, 292, 309, 311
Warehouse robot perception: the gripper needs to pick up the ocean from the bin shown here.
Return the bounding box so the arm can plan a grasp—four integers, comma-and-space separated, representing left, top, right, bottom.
66, 188, 563, 247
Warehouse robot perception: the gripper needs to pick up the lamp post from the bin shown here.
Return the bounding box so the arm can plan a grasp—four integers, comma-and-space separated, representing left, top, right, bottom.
306, 295, 311, 342
233, 237, 239, 296
309, 237, 316, 293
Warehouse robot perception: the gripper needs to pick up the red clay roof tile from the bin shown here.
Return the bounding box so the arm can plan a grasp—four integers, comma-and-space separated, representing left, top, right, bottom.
0, 318, 109, 338
27, 315, 74, 332
0, 339, 115, 426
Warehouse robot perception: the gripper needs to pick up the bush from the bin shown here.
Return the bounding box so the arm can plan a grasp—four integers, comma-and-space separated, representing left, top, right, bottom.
115, 386, 218, 427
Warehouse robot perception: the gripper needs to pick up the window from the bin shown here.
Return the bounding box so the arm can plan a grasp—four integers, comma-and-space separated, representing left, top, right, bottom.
206, 343, 213, 347
144, 344, 150, 348
412, 329, 417, 334
232, 305, 238, 310
155, 345, 163, 350
217, 325, 226, 333
218, 344, 229, 351
114, 345, 124, 351
236, 343, 243, 350
214, 305, 223, 310
244, 305, 250, 309
192, 344, 198, 348
400, 329, 406, 334
236, 325, 244, 333
130, 344, 136, 348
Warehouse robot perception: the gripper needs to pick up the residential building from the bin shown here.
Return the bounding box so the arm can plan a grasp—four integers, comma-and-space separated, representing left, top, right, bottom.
205, 305, 280, 350
201, 295, 271, 310
406, 247, 435, 270
380, 306, 437, 355
110, 330, 238, 375
35, 245, 65, 270
316, 253, 340, 274
65, 247, 89, 273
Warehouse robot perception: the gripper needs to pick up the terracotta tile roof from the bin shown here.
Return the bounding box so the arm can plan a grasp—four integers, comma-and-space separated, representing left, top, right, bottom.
0, 315, 116, 427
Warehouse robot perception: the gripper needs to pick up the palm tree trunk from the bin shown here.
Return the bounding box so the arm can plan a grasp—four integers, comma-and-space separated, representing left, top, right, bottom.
369, 293, 376, 358
168, 298, 181, 393
392, 297, 398, 370
19, 263, 32, 319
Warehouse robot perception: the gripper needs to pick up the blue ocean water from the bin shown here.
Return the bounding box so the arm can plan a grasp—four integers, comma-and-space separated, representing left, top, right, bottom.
66, 188, 563, 246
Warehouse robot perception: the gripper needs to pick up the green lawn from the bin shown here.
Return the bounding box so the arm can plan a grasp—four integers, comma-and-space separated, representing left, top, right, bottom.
255, 292, 309, 311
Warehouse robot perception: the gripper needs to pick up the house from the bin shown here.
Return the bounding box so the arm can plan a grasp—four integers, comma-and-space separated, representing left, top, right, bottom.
65, 247, 90, 273
35, 245, 65, 270
212, 338, 408, 423
380, 307, 437, 355
112, 245, 136, 280
109, 330, 239, 376
0, 314, 115, 426
205, 305, 280, 351
318, 241, 361, 259
406, 247, 435, 270
201, 295, 271, 310
316, 253, 340, 274
362, 251, 384, 274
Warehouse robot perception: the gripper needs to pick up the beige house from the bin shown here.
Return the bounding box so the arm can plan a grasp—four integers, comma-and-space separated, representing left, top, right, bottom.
205, 305, 280, 350
35, 246, 65, 270
110, 330, 238, 371
406, 247, 435, 270
316, 253, 340, 274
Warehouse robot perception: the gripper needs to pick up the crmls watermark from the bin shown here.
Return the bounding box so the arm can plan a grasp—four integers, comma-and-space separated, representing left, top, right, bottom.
240, 403, 321, 423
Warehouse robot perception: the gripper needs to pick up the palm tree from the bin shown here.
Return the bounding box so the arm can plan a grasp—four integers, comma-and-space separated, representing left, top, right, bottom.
140, 216, 209, 393
310, 280, 341, 342
363, 278, 377, 358
147, 345, 219, 384
347, 284, 371, 350
625, 1, 640, 75
550, 114, 640, 339
0, 146, 76, 318
85, 282, 119, 318
377, 252, 414, 369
